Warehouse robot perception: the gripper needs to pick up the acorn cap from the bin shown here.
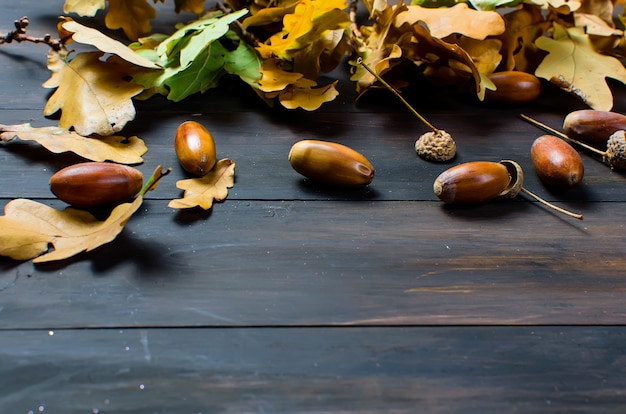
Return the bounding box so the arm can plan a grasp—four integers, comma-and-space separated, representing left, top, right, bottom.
415, 130, 456, 162
497, 159, 524, 199
604, 130, 626, 170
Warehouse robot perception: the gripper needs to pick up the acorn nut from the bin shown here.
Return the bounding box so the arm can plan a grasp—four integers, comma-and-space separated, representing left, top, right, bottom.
563, 109, 626, 149
175, 120, 216, 176
433, 161, 512, 205
288, 140, 375, 187
50, 162, 144, 209
484, 71, 542, 105
531, 135, 584, 188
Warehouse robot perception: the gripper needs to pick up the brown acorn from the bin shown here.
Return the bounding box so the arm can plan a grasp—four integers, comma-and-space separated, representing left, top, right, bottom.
50, 162, 144, 209
434, 160, 582, 219
484, 71, 542, 105
433, 161, 512, 205
288, 140, 375, 187
521, 114, 626, 170
531, 135, 584, 187
175, 121, 217, 176
563, 109, 626, 149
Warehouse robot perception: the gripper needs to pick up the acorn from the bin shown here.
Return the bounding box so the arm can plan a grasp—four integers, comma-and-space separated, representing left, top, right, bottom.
563, 109, 626, 149
433, 161, 514, 205
50, 162, 144, 209
531, 135, 584, 187
174, 120, 216, 176
521, 114, 626, 170
484, 71, 543, 105
288, 140, 375, 187
434, 160, 583, 219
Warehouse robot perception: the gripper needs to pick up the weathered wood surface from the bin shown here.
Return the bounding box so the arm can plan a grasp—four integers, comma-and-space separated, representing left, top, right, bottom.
1, 1, 626, 413
2, 327, 626, 414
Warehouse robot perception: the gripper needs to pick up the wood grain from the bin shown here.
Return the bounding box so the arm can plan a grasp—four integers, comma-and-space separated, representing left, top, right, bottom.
2, 327, 626, 414
2, 1, 626, 413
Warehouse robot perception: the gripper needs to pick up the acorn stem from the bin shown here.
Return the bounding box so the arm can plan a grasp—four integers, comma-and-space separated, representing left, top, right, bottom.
519, 186, 583, 220
357, 57, 440, 133
140, 165, 171, 196
519, 114, 605, 156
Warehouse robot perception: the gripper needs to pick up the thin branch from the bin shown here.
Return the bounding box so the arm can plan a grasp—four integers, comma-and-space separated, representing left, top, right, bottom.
0, 16, 64, 51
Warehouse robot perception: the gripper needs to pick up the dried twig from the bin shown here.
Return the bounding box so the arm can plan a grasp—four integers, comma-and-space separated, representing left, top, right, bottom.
0, 16, 64, 51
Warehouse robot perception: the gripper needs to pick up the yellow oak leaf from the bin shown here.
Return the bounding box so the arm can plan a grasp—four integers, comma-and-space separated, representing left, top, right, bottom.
63, 0, 106, 16
256, 0, 350, 60
175, 0, 207, 14
395, 3, 506, 40
61, 19, 160, 68
169, 158, 235, 210
535, 23, 626, 110
105, 0, 157, 41
0, 166, 168, 263
277, 80, 339, 110
0, 123, 147, 164
43, 51, 144, 137
258, 58, 305, 92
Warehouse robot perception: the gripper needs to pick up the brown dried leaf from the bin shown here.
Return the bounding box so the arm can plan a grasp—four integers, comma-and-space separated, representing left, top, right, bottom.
105, 0, 157, 41
43, 51, 144, 136
0, 198, 141, 263
0, 123, 147, 164
169, 158, 236, 210
0, 166, 167, 263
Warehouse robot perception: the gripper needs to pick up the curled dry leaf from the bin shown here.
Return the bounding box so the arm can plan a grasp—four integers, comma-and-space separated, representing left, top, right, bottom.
0, 123, 147, 164
168, 158, 236, 210
0, 165, 169, 263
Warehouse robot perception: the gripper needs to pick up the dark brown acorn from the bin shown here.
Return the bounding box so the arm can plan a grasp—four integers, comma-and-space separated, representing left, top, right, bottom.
50, 162, 144, 209
484, 71, 543, 105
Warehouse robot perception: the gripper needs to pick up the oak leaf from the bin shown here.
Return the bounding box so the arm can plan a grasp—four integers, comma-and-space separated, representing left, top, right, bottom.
256, 0, 350, 60
169, 158, 235, 210
0, 123, 147, 164
535, 23, 626, 110
395, 3, 506, 40
61, 18, 161, 68
63, 0, 106, 16
105, 0, 157, 41
0, 166, 168, 263
43, 51, 144, 136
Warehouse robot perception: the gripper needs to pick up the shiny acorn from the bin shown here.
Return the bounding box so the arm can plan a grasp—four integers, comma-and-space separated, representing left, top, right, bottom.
563, 109, 626, 149
434, 160, 583, 219
433, 161, 517, 205
484, 71, 542, 105
50, 162, 144, 209
531, 135, 584, 188
175, 120, 217, 176
521, 114, 626, 170
288, 140, 375, 187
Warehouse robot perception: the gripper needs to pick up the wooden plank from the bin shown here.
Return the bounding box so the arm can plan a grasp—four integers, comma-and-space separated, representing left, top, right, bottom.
2, 109, 626, 202
1, 199, 624, 329
1, 326, 625, 413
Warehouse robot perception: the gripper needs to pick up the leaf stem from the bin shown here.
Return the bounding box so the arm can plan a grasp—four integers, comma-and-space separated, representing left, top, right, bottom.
139, 165, 172, 197
519, 114, 605, 156
357, 57, 439, 133
519, 186, 583, 220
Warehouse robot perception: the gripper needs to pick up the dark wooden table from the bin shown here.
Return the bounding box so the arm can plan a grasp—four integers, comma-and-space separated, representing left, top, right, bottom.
2, 1, 626, 413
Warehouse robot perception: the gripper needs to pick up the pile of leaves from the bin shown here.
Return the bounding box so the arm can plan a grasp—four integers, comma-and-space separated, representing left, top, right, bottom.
4, 0, 625, 139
